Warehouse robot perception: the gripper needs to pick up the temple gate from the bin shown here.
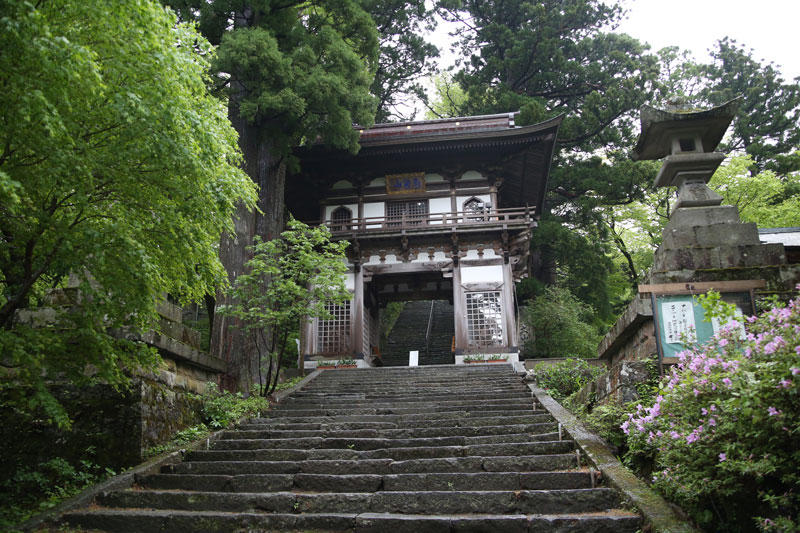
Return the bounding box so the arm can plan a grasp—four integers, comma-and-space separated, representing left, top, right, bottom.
285, 113, 562, 369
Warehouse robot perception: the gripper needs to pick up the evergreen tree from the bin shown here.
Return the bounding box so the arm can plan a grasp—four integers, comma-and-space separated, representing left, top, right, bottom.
439, 0, 660, 322
166, 0, 379, 389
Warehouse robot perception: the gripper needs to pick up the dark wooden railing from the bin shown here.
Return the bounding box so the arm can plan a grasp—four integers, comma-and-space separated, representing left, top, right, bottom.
320, 207, 534, 235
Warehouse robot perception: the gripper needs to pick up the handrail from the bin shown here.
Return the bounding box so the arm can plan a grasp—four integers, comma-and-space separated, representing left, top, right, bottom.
424, 300, 435, 358
321, 207, 533, 234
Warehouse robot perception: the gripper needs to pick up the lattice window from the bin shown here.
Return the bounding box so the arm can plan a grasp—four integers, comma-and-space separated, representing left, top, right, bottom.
331, 206, 353, 232
316, 301, 351, 354
463, 197, 485, 222
465, 291, 504, 346
386, 199, 428, 227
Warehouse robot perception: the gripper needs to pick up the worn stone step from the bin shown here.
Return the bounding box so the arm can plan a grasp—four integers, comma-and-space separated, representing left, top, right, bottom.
290, 382, 526, 390
221, 422, 558, 440
187, 440, 575, 462
212, 433, 558, 452
241, 412, 554, 428
280, 397, 533, 409
64, 508, 640, 533
265, 404, 534, 417
97, 488, 623, 515
138, 470, 594, 493
165, 454, 581, 476
290, 391, 532, 403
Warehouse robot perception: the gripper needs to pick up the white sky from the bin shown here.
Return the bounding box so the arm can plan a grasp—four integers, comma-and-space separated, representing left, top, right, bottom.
411, 1, 800, 118
615, 0, 800, 80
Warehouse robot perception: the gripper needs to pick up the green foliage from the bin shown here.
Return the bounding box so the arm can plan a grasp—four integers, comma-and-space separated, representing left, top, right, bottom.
0, 455, 114, 529
219, 218, 350, 395
532, 358, 604, 401
521, 287, 603, 359
364, 0, 439, 122
705, 38, 800, 173
623, 292, 800, 531
0, 0, 255, 427
201, 383, 270, 430
709, 155, 800, 227
379, 301, 405, 349
143, 424, 212, 459
172, 0, 379, 158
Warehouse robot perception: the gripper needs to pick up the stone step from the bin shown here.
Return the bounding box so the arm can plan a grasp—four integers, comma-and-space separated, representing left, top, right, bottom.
211, 432, 558, 451
57, 365, 643, 533
290, 390, 531, 402
239, 412, 554, 429
63, 509, 641, 533
95, 488, 623, 515
280, 396, 533, 409
266, 403, 534, 417
138, 470, 594, 493
187, 440, 575, 462
165, 454, 581, 476
220, 422, 558, 440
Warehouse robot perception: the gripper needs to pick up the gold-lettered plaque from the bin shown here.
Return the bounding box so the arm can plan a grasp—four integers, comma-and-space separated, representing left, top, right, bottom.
385, 172, 426, 195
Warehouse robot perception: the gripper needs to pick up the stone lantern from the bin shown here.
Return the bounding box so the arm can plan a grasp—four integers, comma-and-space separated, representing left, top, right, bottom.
631, 98, 740, 208
630, 98, 786, 282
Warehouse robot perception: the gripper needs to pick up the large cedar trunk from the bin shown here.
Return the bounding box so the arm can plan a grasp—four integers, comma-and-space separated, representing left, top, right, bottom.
211, 76, 286, 393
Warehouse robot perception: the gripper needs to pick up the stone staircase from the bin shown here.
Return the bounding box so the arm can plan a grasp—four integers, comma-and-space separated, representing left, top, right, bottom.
383, 300, 454, 366
62, 365, 641, 532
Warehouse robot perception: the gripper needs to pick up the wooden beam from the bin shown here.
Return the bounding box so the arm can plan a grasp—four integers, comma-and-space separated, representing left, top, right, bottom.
638, 279, 767, 295
364, 261, 453, 276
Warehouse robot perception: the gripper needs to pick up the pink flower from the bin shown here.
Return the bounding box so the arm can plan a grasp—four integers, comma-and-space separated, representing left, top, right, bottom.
722, 377, 732, 387
718, 338, 728, 347
792, 367, 800, 375
708, 418, 716, 426
779, 379, 791, 389
767, 406, 780, 416
719, 452, 726, 462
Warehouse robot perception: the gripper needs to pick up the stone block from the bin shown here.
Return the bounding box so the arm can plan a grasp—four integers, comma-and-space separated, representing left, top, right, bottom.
667, 205, 740, 228
694, 222, 760, 247
653, 247, 721, 272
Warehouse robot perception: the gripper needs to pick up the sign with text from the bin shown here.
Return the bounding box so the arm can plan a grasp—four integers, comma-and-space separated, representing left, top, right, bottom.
386, 172, 425, 195
654, 292, 752, 358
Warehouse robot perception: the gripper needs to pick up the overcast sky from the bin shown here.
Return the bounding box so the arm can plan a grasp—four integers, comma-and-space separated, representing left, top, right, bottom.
414, 1, 799, 118
615, 0, 800, 80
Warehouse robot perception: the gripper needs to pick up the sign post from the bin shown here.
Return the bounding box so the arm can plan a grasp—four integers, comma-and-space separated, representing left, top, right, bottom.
638, 280, 763, 375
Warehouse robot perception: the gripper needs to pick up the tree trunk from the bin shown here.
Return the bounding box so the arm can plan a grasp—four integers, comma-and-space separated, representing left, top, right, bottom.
210, 75, 287, 392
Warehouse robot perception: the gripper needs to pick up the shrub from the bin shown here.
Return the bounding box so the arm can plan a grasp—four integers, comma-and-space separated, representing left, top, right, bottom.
201, 383, 270, 429
623, 291, 800, 532
533, 358, 604, 401
521, 287, 602, 358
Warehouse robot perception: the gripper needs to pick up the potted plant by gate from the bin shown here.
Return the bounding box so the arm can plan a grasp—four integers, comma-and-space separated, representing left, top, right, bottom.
486, 354, 508, 363
336, 358, 358, 369
463, 354, 484, 364
317, 360, 337, 370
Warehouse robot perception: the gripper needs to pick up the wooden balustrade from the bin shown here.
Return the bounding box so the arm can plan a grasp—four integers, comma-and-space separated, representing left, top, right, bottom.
321, 207, 533, 234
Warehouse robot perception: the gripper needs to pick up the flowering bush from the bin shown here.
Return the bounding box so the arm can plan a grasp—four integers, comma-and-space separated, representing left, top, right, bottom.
624, 291, 800, 531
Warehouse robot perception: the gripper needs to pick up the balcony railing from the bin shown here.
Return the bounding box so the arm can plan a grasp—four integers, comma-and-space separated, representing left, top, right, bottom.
321, 207, 534, 235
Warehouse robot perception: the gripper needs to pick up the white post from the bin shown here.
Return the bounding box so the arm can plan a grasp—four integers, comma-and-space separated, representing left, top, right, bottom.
409, 350, 419, 366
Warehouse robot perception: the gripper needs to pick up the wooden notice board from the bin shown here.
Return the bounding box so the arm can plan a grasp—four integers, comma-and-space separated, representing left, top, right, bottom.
638, 280, 764, 373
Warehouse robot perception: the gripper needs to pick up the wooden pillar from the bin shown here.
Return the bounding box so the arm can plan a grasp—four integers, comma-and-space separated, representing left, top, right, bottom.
502, 262, 518, 349
352, 266, 365, 357
489, 183, 498, 212
452, 265, 467, 352
449, 178, 457, 222
357, 186, 365, 230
